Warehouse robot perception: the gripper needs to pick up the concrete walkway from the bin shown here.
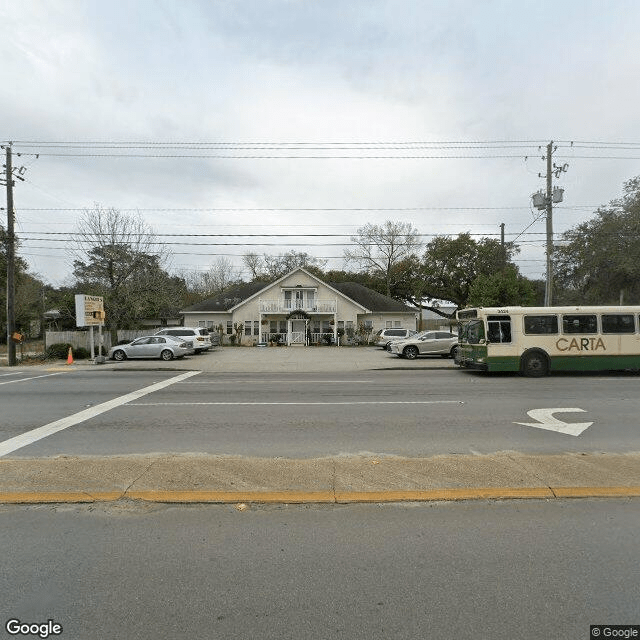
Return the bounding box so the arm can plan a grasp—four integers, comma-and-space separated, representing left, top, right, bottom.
2, 452, 640, 505
2, 346, 640, 504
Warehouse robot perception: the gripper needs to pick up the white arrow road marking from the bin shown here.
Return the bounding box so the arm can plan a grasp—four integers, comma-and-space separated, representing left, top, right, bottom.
0, 371, 201, 457
514, 408, 593, 436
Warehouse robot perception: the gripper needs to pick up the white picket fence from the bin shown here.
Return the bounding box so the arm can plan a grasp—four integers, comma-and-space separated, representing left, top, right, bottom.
46, 329, 163, 351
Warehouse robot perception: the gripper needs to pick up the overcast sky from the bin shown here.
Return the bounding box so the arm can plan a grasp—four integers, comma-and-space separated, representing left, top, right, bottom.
2, 0, 640, 286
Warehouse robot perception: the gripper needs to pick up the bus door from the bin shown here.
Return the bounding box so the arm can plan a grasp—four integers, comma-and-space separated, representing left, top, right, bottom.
486, 315, 512, 349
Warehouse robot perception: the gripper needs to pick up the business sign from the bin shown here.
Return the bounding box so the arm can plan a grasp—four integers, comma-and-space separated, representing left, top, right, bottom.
75, 294, 105, 327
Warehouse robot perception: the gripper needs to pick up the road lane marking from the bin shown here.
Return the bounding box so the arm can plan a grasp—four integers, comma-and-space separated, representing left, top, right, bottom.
126, 400, 464, 406
176, 380, 376, 384
0, 372, 23, 377
0, 371, 201, 457
0, 373, 63, 386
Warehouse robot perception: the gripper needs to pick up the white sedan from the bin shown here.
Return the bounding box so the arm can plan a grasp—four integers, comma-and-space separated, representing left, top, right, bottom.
108, 335, 190, 361
390, 331, 459, 360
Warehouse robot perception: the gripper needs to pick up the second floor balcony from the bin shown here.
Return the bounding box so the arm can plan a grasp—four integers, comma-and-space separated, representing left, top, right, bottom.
259, 299, 337, 313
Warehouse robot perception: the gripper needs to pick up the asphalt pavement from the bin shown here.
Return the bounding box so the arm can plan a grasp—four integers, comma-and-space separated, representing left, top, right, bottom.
2, 345, 640, 504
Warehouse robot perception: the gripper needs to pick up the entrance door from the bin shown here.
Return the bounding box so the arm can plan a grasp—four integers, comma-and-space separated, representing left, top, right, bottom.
291, 320, 306, 344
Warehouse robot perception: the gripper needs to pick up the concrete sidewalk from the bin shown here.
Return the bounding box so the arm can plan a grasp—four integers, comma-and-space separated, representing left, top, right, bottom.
2, 452, 640, 504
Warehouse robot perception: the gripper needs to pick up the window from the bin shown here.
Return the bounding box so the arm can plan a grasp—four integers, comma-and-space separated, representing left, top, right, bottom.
563, 315, 597, 334
386, 321, 392, 328
436, 332, 454, 339
244, 322, 252, 336
524, 315, 558, 335
226, 321, 233, 335
394, 321, 401, 328
487, 315, 511, 343
198, 320, 205, 327
602, 314, 635, 334
270, 321, 277, 333
254, 321, 260, 336
365, 320, 373, 328
465, 320, 485, 344
279, 320, 287, 333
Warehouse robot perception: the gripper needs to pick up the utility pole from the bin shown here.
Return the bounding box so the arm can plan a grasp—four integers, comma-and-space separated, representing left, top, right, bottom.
3, 144, 16, 366
545, 142, 553, 306
531, 141, 567, 307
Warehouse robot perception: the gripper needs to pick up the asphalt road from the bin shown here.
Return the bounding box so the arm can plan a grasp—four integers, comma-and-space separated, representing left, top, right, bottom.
2, 499, 639, 640
2, 367, 640, 458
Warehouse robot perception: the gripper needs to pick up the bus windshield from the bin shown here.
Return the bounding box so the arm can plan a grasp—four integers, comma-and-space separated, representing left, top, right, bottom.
461, 320, 484, 344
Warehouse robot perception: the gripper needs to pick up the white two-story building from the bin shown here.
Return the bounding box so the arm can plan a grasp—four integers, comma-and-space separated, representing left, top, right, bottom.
181, 268, 417, 345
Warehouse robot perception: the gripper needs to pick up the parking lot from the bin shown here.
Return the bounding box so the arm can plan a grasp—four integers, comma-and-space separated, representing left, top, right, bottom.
64, 344, 458, 373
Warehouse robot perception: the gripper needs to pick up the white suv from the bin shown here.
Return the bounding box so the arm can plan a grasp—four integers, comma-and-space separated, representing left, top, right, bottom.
155, 327, 212, 353
374, 328, 416, 349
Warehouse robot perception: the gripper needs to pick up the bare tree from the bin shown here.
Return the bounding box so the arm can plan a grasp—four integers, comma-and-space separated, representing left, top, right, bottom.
71, 205, 180, 338
344, 221, 422, 296
242, 253, 264, 280
200, 257, 239, 295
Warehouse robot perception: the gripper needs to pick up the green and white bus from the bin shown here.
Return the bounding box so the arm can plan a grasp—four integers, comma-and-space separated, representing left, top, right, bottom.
456, 306, 640, 376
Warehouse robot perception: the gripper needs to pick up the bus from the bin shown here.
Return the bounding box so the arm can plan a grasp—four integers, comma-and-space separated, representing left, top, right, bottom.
455, 306, 640, 376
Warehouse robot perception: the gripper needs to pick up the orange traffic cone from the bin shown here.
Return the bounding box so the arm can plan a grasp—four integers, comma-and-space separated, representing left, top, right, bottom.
66, 347, 74, 365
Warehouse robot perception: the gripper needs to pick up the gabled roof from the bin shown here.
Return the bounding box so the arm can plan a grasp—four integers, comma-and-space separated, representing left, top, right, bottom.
180, 281, 267, 312
180, 268, 416, 315
329, 282, 415, 313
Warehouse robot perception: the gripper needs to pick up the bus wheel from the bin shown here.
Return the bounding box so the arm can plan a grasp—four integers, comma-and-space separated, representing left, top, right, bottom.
521, 351, 548, 377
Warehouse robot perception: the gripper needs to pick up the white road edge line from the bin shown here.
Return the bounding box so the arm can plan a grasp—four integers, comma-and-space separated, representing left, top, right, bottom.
126, 400, 464, 406
0, 373, 63, 386
0, 371, 201, 457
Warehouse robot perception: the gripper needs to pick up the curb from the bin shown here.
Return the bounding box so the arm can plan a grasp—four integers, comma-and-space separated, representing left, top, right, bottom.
2, 486, 640, 505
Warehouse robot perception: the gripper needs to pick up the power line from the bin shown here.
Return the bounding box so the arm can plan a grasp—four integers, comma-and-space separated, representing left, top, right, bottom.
14, 205, 596, 212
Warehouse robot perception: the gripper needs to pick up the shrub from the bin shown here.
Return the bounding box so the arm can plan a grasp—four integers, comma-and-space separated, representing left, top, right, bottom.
45, 343, 73, 359
45, 343, 92, 360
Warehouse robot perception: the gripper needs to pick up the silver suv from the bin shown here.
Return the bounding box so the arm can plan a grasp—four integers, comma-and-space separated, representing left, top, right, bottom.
374, 328, 416, 349
155, 327, 212, 353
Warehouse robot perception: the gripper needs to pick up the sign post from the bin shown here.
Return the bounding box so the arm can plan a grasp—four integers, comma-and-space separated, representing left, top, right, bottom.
74, 295, 106, 361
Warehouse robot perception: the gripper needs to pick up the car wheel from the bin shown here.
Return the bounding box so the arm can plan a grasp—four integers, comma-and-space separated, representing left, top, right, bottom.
160, 349, 174, 361
521, 351, 548, 377
449, 345, 459, 359
112, 349, 126, 361
403, 346, 419, 360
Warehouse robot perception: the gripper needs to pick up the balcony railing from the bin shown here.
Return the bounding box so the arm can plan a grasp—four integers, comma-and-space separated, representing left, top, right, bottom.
259, 299, 336, 313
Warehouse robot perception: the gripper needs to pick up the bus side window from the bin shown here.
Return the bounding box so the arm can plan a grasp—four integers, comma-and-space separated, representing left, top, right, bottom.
524, 315, 558, 335
602, 314, 635, 334
563, 314, 597, 334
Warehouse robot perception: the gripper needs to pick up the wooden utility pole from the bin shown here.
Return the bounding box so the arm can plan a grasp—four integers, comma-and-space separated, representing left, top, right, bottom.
5, 144, 16, 366
544, 141, 553, 306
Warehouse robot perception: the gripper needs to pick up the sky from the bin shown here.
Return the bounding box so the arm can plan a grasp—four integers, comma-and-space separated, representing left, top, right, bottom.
2, 0, 640, 287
